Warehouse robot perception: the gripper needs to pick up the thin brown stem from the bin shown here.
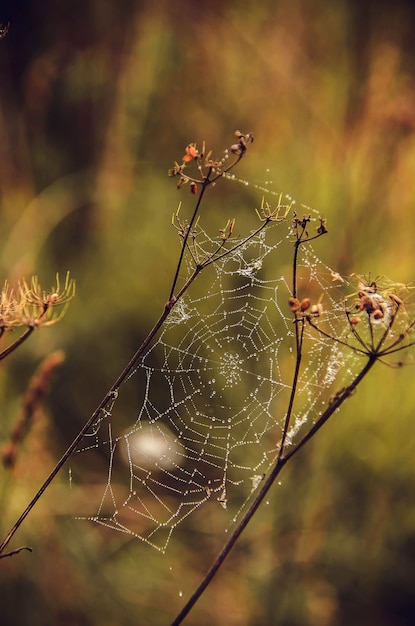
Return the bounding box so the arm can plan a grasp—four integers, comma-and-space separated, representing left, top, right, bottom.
170, 229, 323, 624
0, 327, 34, 362
170, 355, 377, 626
307, 317, 368, 357
169, 152, 244, 302
169, 177, 211, 303
277, 236, 306, 459
0, 140, 245, 557
0, 266, 202, 557
201, 215, 283, 269
281, 355, 377, 464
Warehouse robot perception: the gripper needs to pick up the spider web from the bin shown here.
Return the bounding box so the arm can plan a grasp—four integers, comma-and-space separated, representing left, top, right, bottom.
72, 216, 366, 552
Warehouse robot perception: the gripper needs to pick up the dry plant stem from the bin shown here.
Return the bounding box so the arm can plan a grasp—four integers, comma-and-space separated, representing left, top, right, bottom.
0, 546, 32, 558
0, 270, 204, 556
0, 306, 170, 556
169, 355, 377, 626
0, 327, 34, 362
168, 178, 210, 303
0, 152, 243, 556
170, 232, 322, 625
277, 236, 306, 461
169, 152, 243, 302
282, 355, 377, 464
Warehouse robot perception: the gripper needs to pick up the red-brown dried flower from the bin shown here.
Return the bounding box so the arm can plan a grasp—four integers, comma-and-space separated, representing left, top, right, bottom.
182, 143, 199, 162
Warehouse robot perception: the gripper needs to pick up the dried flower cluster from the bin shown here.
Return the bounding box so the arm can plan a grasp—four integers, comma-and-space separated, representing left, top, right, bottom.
292, 213, 328, 241
0, 272, 75, 361
305, 275, 415, 367
19, 272, 75, 326
168, 130, 254, 194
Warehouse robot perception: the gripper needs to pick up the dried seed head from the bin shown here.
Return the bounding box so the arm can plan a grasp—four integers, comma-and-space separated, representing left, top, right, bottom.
2, 442, 16, 469
359, 295, 379, 314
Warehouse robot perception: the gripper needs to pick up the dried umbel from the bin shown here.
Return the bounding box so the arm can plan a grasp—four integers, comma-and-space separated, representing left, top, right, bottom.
307, 275, 415, 367
168, 131, 253, 194
352, 278, 401, 326
19, 272, 76, 327
0, 272, 75, 362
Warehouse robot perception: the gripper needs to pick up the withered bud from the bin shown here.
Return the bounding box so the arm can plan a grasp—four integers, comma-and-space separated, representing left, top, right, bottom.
300, 298, 311, 311
372, 309, 384, 320
230, 143, 243, 154
317, 218, 328, 235
288, 297, 300, 312
349, 316, 361, 325
168, 163, 182, 177
190, 182, 198, 194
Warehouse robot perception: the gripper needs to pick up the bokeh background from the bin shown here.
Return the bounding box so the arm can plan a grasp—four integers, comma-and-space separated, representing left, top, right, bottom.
1, 1, 415, 624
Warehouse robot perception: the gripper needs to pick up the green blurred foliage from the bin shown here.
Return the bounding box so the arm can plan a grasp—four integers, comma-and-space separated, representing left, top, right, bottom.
1, 0, 415, 624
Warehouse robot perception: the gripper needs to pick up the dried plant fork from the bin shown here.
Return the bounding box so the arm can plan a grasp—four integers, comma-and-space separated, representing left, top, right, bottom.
0, 132, 257, 559
169, 224, 415, 626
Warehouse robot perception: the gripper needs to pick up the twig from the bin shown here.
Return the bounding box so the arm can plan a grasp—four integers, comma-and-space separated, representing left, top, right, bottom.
0, 545, 32, 559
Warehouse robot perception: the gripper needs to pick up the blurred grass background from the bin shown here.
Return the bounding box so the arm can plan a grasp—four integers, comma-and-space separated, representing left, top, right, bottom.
1, 0, 415, 624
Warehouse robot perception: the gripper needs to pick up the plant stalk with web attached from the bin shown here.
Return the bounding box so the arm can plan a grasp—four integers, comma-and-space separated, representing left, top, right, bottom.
0, 133, 256, 558
168, 222, 414, 626
1, 134, 413, 626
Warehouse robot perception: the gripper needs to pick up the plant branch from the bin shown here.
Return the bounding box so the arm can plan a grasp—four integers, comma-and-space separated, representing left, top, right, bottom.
170, 224, 330, 625
0, 263, 202, 556
170, 354, 377, 626
169, 150, 245, 302
276, 236, 305, 461
168, 176, 211, 303
0, 136, 246, 557
0, 327, 34, 362
281, 354, 377, 464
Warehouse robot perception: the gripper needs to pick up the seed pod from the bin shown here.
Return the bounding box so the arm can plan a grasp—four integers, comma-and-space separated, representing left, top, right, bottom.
372, 308, 384, 320
300, 298, 311, 311
288, 297, 300, 312
230, 143, 242, 154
